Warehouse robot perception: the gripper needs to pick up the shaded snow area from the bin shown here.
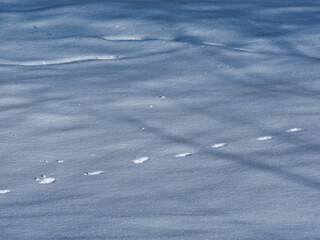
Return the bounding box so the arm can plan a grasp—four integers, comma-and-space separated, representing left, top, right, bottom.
1, 0, 320, 239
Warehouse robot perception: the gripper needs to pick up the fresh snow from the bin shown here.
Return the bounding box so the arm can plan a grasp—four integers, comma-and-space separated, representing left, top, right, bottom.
287, 128, 302, 133
84, 171, 104, 176
0, 190, 11, 194
175, 152, 192, 157
1, 0, 320, 239
211, 143, 227, 148
257, 136, 273, 141
133, 157, 149, 164
35, 176, 56, 184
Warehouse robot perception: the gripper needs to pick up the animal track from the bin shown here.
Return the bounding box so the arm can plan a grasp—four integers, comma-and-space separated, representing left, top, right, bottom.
0, 190, 10, 194
133, 157, 149, 164
84, 171, 104, 176
35, 175, 56, 184
257, 136, 272, 141
287, 128, 302, 132
211, 143, 226, 148
175, 152, 192, 157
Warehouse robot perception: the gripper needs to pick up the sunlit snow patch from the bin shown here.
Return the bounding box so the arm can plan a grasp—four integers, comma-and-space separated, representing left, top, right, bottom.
84, 171, 104, 176
287, 128, 302, 132
35, 175, 56, 184
0, 190, 10, 194
133, 157, 149, 164
211, 143, 226, 148
103, 36, 142, 41
257, 136, 272, 141
175, 153, 192, 157
2, 55, 117, 66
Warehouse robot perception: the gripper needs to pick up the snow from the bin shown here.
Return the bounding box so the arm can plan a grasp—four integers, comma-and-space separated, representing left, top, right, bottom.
35, 176, 56, 184
256, 136, 273, 141
0, 190, 11, 195
211, 143, 227, 148
0, 55, 117, 66
1, 0, 320, 239
287, 128, 302, 133
84, 171, 104, 176
133, 157, 149, 164
175, 152, 192, 157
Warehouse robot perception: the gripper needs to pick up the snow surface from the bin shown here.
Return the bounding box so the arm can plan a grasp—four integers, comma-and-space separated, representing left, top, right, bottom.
175, 152, 192, 157
0, 190, 11, 194
133, 157, 149, 164
256, 136, 273, 141
211, 143, 227, 148
287, 128, 302, 133
1, 0, 320, 239
84, 171, 104, 176
35, 176, 56, 184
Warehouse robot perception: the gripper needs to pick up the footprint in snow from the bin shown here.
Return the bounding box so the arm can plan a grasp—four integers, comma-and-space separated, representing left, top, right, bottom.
0, 190, 10, 194
35, 175, 56, 184
84, 171, 104, 176
133, 157, 149, 164
211, 143, 226, 148
175, 153, 192, 157
287, 128, 302, 133
257, 136, 272, 141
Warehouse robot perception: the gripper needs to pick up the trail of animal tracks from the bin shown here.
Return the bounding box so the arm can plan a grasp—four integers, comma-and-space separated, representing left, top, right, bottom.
1, 1, 320, 239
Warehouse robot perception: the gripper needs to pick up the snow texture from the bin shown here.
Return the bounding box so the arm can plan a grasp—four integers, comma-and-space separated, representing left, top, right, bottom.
1, 0, 320, 239
211, 143, 227, 148
175, 153, 192, 157
133, 157, 149, 164
35, 176, 56, 184
0, 190, 11, 194
256, 136, 273, 141
287, 128, 302, 133
84, 171, 104, 176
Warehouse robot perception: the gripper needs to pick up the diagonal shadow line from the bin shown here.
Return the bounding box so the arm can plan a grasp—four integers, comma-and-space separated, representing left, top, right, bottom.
119, 115, 320, 191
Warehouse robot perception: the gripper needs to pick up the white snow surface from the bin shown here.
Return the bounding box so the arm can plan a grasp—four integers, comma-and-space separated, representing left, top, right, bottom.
257, 136, 273, 141
175, 152, 192, 157
0, 190, 11, 194
35, 176, 56, 184
133, 157, 149, 164
84, 171, 104, 176
211, 143, 227, 148
287, 128, 302, 132
1, 0, 320, 239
